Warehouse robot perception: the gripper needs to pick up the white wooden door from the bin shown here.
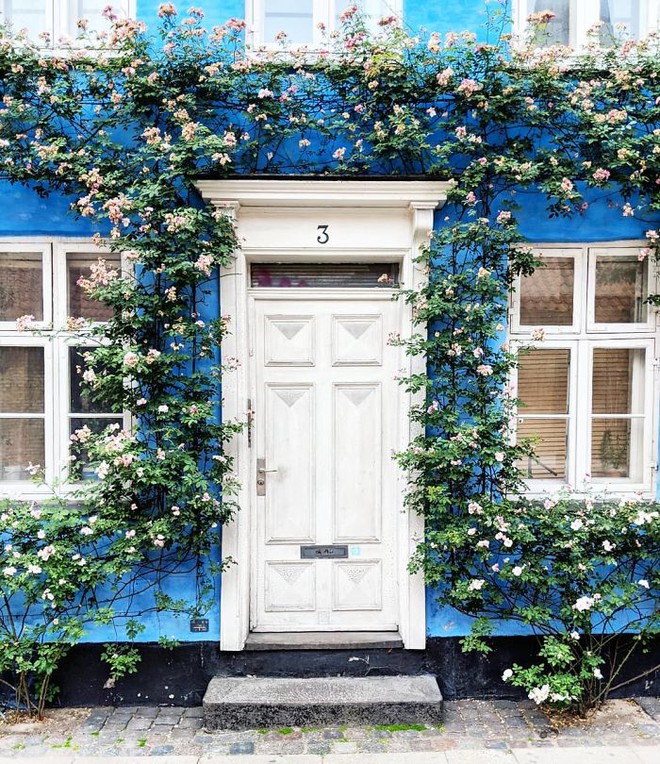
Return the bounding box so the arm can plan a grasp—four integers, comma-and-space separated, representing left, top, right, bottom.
251, 291, 399, 631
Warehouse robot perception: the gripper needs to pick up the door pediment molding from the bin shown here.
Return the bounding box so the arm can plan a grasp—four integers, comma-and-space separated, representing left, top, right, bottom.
196, 178, 450, 209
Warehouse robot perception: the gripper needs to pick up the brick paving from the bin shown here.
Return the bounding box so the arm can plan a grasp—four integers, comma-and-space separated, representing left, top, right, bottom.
0, 697, 658, 760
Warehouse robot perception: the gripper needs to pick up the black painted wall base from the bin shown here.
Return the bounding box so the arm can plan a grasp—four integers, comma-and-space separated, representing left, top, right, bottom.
48, 635, 658, 708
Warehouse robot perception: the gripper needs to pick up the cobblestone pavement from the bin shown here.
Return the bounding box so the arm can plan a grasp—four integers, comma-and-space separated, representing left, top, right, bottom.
0, 697, 658, 761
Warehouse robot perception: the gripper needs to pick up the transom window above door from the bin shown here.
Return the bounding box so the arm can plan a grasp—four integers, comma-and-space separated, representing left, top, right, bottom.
250, 262, 399, 288
246, 0, 403, 47
0, 1, 134, 45
514, 1, 659, 47
509, 244, 658, 494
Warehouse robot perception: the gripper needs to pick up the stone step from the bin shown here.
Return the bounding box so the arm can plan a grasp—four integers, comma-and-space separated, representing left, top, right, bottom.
203, 674, 443, 730
244, 630, 404, 650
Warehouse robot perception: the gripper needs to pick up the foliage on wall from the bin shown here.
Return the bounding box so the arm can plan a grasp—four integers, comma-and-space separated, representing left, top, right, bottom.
0, 3, 659, 715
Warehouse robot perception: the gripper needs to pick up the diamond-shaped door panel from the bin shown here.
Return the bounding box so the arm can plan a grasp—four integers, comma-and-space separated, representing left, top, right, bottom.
265, 562, 316, 612
265, 315, 315, 366
332, 561, 382, 611
332, 314, 382, 366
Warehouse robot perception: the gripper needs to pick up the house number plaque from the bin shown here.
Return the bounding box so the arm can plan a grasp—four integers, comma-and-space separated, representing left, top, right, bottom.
300, 545, 348, 559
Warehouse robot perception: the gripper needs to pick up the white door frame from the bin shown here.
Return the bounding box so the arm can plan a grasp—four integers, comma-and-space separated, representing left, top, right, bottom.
196, 179, 450, 651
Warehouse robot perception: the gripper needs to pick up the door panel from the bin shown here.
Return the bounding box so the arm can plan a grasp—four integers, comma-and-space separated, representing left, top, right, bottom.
264, 384, 315, 543
253, 294, 399, 632
333, 383, 382, 542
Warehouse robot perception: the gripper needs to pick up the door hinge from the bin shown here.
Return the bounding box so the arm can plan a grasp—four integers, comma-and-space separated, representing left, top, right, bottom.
247, 399, 253, 448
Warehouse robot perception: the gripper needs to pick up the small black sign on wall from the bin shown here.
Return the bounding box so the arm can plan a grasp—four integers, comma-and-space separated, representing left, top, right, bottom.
190, 618, 209, 633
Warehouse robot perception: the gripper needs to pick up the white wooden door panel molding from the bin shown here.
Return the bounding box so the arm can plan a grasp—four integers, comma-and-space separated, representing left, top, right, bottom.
254, 297, 398, 632
196, 179, 449, 651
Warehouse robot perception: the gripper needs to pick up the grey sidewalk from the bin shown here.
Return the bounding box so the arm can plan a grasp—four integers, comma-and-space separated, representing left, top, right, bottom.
0, 697, 658, 762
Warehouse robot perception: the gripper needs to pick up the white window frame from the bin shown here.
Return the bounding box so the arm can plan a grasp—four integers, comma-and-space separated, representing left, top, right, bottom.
0, 1, 135, 47
246, 0, 403, 49
510, 242, 660, 497
513, 1, 659, 48
0, 238, 127, 499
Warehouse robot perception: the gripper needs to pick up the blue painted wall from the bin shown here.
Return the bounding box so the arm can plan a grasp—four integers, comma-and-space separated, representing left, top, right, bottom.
2, 0, 658, 645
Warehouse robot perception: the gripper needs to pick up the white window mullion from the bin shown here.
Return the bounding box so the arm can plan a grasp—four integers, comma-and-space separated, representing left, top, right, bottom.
574, 0, 597, 47
52, 241, 67, 330
51, 242, 67, 484
576, 341, 593, 488
313, 0, 328, 45
564, 339, 580, 489
641, 341, 655, 488
46, 241, 59, 485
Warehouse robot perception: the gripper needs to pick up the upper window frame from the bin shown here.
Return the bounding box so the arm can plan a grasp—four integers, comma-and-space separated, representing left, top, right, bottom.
245, 0, 403, 50
510, 243, 657, 336
0, 1, 136, 48
513, 0, 659, 49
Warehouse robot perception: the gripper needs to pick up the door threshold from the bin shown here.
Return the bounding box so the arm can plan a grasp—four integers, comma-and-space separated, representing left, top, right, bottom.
245, 631, 404, 651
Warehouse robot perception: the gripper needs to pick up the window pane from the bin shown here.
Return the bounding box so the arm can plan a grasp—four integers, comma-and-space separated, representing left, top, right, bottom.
516, 349, 570, 480
517, 348, 570, 415
264, 0, 314, 43
529, 0, 570, 45
592, 348, 644, 415
250, 262, 399, 288
70, 0, 116, 36
517, 417, 567, 479
591, 417, 644, 479
594, 255, 647, 323
0, 347, 44, 413
520, 257, 575, 326
0, 252, 43, 321
69, 416, 123, 480
600, 0, 640, 40
3, 0, 49, 39
591, 348, 645, 480
519, 257, 574, 326
69, 347, 119, 414
0, 419, 44, 480
67, 254, 118, 321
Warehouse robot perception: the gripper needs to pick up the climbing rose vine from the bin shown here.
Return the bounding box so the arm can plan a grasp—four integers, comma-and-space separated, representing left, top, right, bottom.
0, 3, 658, 714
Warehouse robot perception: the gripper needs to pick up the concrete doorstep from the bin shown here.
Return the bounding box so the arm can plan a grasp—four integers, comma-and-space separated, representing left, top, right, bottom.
203, 674, 444, 730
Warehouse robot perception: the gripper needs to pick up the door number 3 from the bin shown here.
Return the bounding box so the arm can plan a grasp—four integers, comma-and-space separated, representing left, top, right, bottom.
317, 225, 329, 245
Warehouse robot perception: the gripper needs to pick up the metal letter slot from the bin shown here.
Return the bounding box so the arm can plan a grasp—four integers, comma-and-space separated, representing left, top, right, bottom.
256, 458, 277, 496
300, 545, 349, 559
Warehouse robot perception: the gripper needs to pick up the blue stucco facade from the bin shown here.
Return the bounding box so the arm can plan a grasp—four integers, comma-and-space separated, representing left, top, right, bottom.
1, 1, 659, 652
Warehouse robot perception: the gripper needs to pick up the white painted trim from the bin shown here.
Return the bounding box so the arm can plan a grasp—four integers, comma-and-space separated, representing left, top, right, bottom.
196, 179, 451, 208
197, 179, 449, 651
510, 241, 660, 498
0, 236, 125, 500
245, 0, 404, 48
512, 0, 659, 48
0, 1, 136, 45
